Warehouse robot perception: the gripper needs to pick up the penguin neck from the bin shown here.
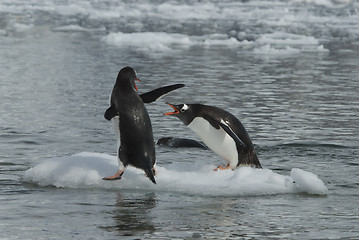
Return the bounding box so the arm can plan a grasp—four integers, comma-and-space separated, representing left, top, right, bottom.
115, 80, 135, 92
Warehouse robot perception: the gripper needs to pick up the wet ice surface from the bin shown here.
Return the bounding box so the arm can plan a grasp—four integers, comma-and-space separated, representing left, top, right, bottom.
1, 0, 359, 239
23, 152, 328, 196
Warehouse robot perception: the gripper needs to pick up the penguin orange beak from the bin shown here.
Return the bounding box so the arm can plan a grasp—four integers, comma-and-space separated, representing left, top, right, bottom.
164, 103, 180, 115
134, 78, 141, 91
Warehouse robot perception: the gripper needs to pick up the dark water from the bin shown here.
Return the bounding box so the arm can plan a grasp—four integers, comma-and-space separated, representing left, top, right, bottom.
1, 0, 359, 239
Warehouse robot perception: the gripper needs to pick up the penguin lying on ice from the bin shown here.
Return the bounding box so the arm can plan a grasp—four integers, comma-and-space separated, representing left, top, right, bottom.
157, 137, 208, 149
164, 103, 261, 170
103, 67, 184, 183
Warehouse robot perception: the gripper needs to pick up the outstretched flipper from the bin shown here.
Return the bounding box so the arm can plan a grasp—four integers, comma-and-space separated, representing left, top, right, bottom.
105, 84, 185, 121
140, 84, 185, 103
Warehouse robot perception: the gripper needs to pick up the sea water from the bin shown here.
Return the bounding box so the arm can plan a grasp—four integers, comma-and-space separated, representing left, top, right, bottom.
1, 0, 358, 239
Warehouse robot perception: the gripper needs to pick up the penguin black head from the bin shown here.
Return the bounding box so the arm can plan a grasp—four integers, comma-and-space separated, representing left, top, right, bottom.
115, 66, 141, 91
164, 103, 196, 126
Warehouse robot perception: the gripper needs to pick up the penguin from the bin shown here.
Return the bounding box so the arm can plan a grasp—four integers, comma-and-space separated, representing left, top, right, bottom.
164, 103, 262, 170
157, 137, 208, 149
103, 67, 184, 183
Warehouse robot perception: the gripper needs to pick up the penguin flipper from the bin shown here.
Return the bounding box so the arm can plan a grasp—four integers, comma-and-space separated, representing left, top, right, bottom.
203, 115, 247, 149
140, 84, 185, 103
104, 106, 117, 121
203, 115, 221, 129
218, 121, 247, 149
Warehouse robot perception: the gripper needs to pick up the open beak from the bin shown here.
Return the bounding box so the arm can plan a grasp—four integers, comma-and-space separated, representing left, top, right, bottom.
164, 103, 180, 115
134, 78, 141, 91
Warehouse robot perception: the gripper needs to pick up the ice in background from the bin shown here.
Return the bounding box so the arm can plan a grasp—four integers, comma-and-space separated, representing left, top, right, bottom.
1, 0, 357, 57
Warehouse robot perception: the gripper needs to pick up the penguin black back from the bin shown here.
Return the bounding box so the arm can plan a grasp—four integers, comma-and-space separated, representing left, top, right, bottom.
104, 67, 156, 184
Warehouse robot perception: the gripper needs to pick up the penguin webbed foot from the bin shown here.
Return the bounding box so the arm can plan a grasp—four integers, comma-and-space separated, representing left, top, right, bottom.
102, 176, 122, 180
213, 164, 231, 171
103, 169, 124, 181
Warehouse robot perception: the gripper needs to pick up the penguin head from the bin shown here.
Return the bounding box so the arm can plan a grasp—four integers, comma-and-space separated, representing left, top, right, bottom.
116, 66, 141, 91
164, 103, 196, 125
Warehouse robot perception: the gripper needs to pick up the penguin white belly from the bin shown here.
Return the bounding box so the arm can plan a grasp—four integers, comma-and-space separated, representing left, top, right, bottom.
112, 116, 121, 149
111, 116, 125, 169
188, 117, 238, 167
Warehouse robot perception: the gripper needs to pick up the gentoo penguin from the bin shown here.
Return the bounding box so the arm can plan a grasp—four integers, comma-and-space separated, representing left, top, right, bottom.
164, 103, 262, 170
103, 67, 184, 183
157, 137, 208, 149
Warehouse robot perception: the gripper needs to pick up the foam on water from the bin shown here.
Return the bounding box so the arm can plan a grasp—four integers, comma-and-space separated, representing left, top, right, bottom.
23, 152, 328, 196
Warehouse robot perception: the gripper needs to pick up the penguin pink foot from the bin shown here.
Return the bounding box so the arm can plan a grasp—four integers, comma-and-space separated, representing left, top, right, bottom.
103, 169, 124, 180
214, 164, 230, 171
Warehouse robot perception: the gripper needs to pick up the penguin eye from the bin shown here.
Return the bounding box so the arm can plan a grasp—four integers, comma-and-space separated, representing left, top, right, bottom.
181, 104, 189, 112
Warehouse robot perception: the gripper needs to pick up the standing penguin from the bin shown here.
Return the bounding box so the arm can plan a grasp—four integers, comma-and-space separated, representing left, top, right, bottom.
103, 67, 184, 184
103, 67, 156, 183
164, 103, 261, 170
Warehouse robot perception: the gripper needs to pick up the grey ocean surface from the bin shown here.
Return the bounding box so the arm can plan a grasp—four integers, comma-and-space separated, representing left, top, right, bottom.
0, 0, 358, 239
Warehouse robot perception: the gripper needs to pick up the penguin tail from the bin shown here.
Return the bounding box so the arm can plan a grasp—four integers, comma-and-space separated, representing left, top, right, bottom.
144, 168, 156, 184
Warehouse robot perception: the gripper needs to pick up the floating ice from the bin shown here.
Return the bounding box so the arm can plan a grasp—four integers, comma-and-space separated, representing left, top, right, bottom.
23, 152, 328, 196
253, 32, 329, 54
13, 23, 33, 32
253, 44, 301, 55
290, 168, 328, 195
102, 32, 193, 52
256, 32, 319, 45
52, 25, 90, 32
102, 30, 328, 55
102, 32, 243, 53
52, 25, 107, 33
293, 0, 351, 8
